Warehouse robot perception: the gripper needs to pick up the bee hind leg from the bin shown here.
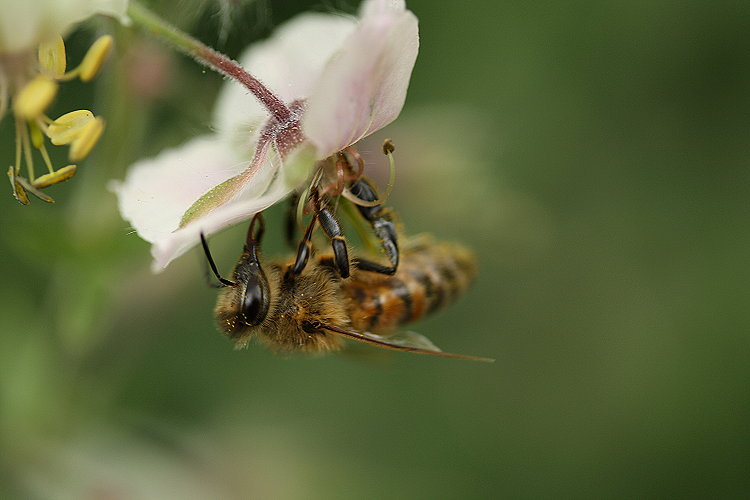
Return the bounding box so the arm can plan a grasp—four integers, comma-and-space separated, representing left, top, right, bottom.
348, 177, 399, 275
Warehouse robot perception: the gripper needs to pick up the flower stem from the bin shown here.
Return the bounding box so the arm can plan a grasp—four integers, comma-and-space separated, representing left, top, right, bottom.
126, 1, 291, 123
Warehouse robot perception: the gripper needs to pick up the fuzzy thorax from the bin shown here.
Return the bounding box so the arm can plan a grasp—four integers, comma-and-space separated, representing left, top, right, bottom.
215, 257, 349, 354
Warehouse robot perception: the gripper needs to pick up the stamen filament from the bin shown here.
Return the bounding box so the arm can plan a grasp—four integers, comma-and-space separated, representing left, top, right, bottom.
382, 139, 397, 203
38, 142, 55, 174
340, 142, 396, 208
20, 121, 35, 180
57, 69, 80, 82
0, 72, 7, 123
14, 119, 22, 174
127, 1, 291, 124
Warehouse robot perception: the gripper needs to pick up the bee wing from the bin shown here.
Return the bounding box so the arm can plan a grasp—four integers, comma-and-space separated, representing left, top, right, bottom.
322, 325, 494, 362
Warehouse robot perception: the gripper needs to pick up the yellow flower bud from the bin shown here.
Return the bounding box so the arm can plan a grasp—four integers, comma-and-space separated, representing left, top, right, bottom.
69, 116, 105, 161
78, 35, 113, 82
32, 165, 77, 189
13, 75, 58, 120
38, 35, 67, 77
47, 109, 95, 145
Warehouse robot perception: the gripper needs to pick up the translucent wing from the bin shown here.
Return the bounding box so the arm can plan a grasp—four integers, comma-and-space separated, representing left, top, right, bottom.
322, 325, 494, 363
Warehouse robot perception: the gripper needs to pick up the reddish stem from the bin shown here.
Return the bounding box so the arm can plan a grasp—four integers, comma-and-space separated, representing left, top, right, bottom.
195, 45, 291, 123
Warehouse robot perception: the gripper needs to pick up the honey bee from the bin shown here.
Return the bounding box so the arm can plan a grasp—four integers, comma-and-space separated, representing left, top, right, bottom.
201, 144, 492, 361
202, 212, 492, 362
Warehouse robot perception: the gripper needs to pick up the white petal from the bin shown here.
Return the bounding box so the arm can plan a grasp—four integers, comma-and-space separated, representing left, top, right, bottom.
148, 143, 317, 272
149, 178, 289, 273
0, 0, 128, 53
360, 0, 407, 17
302, 0, 418, 157
112, 135, 243, 245
213, 12, 357, 143
114, 135, 315, 272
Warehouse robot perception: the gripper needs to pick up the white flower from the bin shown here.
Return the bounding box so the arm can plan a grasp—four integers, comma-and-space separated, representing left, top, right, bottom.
0, 0, 127, 54
114, 0, 419, 272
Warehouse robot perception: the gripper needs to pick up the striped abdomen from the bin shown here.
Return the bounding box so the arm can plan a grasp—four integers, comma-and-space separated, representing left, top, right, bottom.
339, 240, 477, 334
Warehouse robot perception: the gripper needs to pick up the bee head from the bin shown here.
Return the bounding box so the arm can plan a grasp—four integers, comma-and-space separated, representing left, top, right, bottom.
234, 244, 270, 327
213, 214, 272, 339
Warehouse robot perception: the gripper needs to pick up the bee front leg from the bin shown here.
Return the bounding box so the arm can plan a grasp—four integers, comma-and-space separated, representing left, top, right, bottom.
291, 213, 317, 275
291, 193, 351, 279
317, 207, 351, 279
285, 192, 300, 250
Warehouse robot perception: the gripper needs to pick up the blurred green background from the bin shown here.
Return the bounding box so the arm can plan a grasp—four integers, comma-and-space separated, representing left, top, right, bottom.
1, 0, 749, 498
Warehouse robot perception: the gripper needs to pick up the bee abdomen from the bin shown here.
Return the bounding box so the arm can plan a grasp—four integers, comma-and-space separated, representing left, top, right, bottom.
341, 242, 477, 334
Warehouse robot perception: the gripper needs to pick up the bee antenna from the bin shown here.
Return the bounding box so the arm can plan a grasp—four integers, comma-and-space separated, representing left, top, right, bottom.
245, 212, 265, 255
200, 231, 237, 287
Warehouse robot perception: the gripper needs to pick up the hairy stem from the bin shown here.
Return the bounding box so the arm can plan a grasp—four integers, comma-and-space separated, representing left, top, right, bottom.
126, 1, 291, 123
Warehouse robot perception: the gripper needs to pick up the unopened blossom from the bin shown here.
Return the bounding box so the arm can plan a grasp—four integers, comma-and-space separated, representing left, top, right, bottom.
1, 0, 127, 204
115, 0, 418, 272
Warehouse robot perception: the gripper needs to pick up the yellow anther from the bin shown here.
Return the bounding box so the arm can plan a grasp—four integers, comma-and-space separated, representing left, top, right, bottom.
29, 122, 44, 149
32, 164, 77, 189
7, 166, 29, 205
16, 176, 54, 203
38, 35, 67, 77
13, 75, 58, 120
78, 35, 113, 82
47, 109, 94, 145
69, 116, 104, 161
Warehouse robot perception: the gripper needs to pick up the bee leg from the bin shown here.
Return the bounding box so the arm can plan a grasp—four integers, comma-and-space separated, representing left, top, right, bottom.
317, 206, 351, 279
291, 213, 317, 275
285, 192, 299, 249
349, 177, 399, 275
291, 192, 351, 279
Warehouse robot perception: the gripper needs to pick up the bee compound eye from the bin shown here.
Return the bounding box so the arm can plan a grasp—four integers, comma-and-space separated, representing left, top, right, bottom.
240, 274, 269, 326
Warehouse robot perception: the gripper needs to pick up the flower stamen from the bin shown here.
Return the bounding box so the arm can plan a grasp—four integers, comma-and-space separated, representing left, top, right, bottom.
0, 70, 8, 124
16, 175, 54, 203
7, 166, 29, 205
341, 140, 397, 208
68, 116, 105, 162
33, 165, 77, 189
77, 35, 113, 82
47, 110, 95, 145
36, 138, 56, 175
5, 34, 112, 204
13, 75, 57, 120
20, 120, 35, 181
38, 36, 66, 77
